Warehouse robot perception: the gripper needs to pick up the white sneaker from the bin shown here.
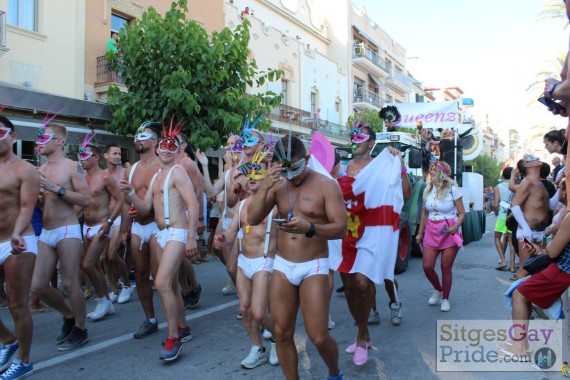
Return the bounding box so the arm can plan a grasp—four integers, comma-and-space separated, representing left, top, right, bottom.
89, 298, 115, 321
269, 341, 279, 365
221, 278, 235, 295
240, 346, 267, 369
118, 285, 135, 304
108, 292, 118, 304
328, 314, 336, 330
262, 329, 272, 340
440, 299, 451, 312
390, 302, 402, 326
428, 290, 442, 306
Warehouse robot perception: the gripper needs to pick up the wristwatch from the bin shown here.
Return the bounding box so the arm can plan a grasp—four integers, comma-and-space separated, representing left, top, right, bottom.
548, 82, 560, 98
57, 187, 66, 197
198, 216, 204, 222
107, 218, 114, 225
305, 223, 316, 238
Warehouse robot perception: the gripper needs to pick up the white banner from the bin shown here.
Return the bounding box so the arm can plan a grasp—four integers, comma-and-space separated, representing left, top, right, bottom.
392, 101, 459, 129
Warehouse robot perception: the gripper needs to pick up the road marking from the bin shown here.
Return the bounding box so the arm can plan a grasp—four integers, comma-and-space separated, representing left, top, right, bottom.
35, 299, 239, 371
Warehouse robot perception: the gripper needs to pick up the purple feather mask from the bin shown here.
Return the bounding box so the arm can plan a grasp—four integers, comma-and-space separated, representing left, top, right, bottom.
350, 118, 370, 144
36, 111, 60, 145
78, 130, 96, 161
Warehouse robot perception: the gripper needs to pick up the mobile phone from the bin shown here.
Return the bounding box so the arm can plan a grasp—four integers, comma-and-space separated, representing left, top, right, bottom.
440, 225, 449, 235
521, 238, 532, 249
538, 96, 566, 113
273, 219, 287, 224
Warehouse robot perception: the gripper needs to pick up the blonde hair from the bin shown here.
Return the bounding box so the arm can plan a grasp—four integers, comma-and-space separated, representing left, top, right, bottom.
46, 122, 68, 142
424, 161, 456, 199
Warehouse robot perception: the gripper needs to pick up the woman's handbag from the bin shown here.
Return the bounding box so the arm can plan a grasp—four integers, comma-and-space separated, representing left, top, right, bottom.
522, 254, 554, 275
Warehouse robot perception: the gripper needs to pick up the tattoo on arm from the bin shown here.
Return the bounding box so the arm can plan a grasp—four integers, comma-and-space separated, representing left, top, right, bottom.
77, 164, 84, 174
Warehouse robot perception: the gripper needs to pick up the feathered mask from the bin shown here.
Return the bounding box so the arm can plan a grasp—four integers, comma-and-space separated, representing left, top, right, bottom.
350, 118, 370, 144
158, 116, 184, 153
379, 106, 401, 124
237, 146, 269, 180
134, 121, 159, 142
0, 106, 10, 141
273, 135, 305, 180
36, 111, 60, 145
241, 114, 264, 147
78, 130, 97, 161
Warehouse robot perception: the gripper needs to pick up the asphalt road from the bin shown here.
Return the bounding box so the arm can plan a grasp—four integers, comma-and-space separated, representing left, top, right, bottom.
1, 213, 567, 379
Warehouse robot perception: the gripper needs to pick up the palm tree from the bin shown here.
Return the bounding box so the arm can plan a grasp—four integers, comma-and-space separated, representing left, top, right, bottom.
537, 0, 566, 23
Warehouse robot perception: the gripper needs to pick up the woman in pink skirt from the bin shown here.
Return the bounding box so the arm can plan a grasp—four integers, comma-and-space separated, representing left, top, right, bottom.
415, 161, 466, 312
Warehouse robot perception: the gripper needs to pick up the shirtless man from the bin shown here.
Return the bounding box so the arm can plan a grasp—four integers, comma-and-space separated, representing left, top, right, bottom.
510, 155, 550, 280
214, 152, 278, 369
30, 122, 90, 351
337, 125, 410, 366
122, 122, 162, 339
0, 116, 39, 379
121, 122, 198, 361
248, 136, 347, 380
175, 134, 203, 309
79, 143, 123, 321
103, 144, 134, 304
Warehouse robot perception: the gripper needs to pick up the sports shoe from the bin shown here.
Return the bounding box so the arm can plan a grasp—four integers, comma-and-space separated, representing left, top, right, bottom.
240, 346, 267, 369
269, 341, 279, 365
88, 298, 115, 321
118, 285, 135, 304
262, 329, 272, 340
133, 320, 158, 339
367, 310, 380, 325
326, 369, 344, 380
57, 327, 88, 351
440, 299, 451, 312
186, 285, 202, 310
328, 314, 336, 330
56, 317, 75, 345
83, 288, 93, 300
108, 292, 118, 304
160, 337, 183, 361
336, 286, 344, 295
178, 326, 192, 343
345, 340, 372, 354
0, 359, 33, 380
0, 341, 18, 372
221, 278, 234, 295
390, 302, 402, 326
428, 290, 442, 306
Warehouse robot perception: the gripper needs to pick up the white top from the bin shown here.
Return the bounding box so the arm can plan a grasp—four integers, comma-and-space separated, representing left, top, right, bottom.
425, 184, 462, 220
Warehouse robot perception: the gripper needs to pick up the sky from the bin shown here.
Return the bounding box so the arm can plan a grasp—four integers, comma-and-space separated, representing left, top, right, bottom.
353, 0, 569, 143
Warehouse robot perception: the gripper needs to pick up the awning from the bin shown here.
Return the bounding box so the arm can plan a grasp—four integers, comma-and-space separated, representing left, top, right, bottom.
352, 25, 381, 49
368, 74, 388, 92
0, 81, 112, 122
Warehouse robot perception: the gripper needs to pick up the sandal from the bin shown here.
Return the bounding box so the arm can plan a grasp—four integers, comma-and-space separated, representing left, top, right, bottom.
509, 274, 518, 281
495, 265, 508, 271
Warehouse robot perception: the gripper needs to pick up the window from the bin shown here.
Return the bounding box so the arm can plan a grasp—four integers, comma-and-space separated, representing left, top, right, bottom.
281, 80, 288, 105
310, 92, 316, 115
7, 0, 37, 31
111, 13, 130, 34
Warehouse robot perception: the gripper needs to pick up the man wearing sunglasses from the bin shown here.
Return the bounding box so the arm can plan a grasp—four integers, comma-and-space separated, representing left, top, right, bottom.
78, 144, 123, 321
247, 135, 347, 380
0, 116, 40, 378
31, 122, 90, 352
119, 122, 162, 340
121, 121, 199, 361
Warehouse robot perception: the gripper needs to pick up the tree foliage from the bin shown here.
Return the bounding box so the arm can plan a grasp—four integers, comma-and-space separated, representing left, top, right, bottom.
106, 0, 283, 150
465, 154, 503, 187
346, 109, 383, 132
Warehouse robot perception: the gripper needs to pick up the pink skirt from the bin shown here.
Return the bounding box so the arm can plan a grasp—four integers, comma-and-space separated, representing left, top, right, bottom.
423, 219, 463, 250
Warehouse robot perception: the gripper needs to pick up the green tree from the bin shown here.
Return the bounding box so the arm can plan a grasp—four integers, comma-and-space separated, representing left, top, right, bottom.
106, 0, 282, 150
465, 154, 503, 187
346, 109, 383, 132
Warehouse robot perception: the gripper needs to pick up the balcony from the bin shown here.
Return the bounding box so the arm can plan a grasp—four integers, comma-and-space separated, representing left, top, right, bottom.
94, 56, 127, 100
353, 88, 382, 111
0, 11, 8, 57
385, 69, 412, 94
352, 45, 389, 79
267, 104, 350, 145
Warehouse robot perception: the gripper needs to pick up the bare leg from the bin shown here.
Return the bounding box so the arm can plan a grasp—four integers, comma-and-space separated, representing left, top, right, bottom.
422, 248, 442, 292
341, 272, 371, 346
237, 268, 262, 348
130, 235, 155, 319
494, 232, 506, 267
4, 253, 35, 363
81, 236, 110, 299
57, 239, 87, 328
300, 275, 340, 378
